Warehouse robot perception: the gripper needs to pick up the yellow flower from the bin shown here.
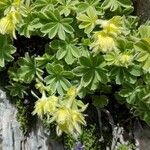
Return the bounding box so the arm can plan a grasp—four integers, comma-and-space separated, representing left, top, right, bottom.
119, 53, 132, 67
100, 16, 123, 36
72, 111, 86, 134
33, 94, 58, 118
55, 107, 71, 124
54, 107, 73, 136
66, 87, 77, 98
13, 0, 21, 7
44, 96, 58, 114
32, 98, 47, 118
0, 11, 20, 38
33, 87, 88, 138
53, 107, 86, 138
90, 31, 116, 53
72, 111, 86, 125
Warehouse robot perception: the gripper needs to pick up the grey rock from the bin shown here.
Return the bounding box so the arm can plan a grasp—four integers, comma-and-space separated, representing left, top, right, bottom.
134, 0, 150, 22
0, 90, 64, 150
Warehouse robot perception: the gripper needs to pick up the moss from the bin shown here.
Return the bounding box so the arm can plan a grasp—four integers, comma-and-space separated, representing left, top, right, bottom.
64, 124, 101, 150
15, 99, 29, 135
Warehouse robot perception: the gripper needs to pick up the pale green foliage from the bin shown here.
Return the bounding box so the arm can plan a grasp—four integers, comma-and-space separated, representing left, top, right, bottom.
17, 53, 43, 83
45, 63, 73, 94
39, 10, 74, 40
0, 0, 150, 143
50, 37, 80, 64
135, 39, 150, 72
102, 0, 133, 13
0, 35, 16, 67
77, 6, 98, 33
57, 0, 78, 16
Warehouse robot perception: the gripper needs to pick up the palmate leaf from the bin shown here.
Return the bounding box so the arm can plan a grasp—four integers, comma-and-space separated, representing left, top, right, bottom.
50, 38, 80, 64
119, 82, 142, 104
0, 35, 16, 67
34, 0, 57, 11
102, 0, 133, 13
119, 83, 150, 125
110, 66, 141, 85
0, 0, 10, 12
138, 24, 150, 38
57, 0, 79, 16
93, 95, 109, 108
7, 82, 27, 98
8, 67, 20, 82
77, 6, 98, 34
0, 0, 21, 15
17, 5, 42, 37
17, 53, 43, 83
135, 39, 150, 72
135, 102, 150, 126
39, 10, 74, 40
77, 0, 100, 13
35, 53, 53, 68
45, 63, 73, 94
73, 55, 108, 90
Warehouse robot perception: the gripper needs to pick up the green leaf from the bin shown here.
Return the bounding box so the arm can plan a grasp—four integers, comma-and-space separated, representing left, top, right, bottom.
7, 82, 27, 98
51, 38, 80, 64
73, 55, 108, 90
8, 67, 20, 82
17, 53, 43, 83
119, 82, 141, 104
77, 6, 98, 34
77, 0, 100, 13
45, 63, 73, 94
39, 10, 74, 40
0, 35, 16, 67
93, 95, 109, 108
138, 24, 150, 38
17, 6, 42, 37
102, 0, 133, 14
34, 0, 56, 11
135, 39, 150, 72
110, 67, 138, 85
57, 0, 79, 16
35, 53, 53, 68
0, 0, 11, 12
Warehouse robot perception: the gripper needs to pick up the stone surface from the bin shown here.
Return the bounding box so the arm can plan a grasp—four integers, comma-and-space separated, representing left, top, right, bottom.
0, 90, 64, 150
134, 0, 150, 22
134, 121, 150, 150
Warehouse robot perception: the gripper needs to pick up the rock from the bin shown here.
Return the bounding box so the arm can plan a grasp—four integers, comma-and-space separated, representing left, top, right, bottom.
0, 90, 64, 150
134, 120, 150, 150
134, 0, 150, 22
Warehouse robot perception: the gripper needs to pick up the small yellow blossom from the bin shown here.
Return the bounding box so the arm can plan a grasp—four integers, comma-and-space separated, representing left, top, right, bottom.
33, 88, 87, 138
13, 0, 21, 7
100, 16, 123, 36
0, 11, 20, 38
54, 107, 86, 137
33, 94, 58, 118
119, 53, 132, 67
66, 87, 77, 98
32, 98, 47, 118
55, 107, 71, 124
90, 31, 116, 53
44, 96, 58, 114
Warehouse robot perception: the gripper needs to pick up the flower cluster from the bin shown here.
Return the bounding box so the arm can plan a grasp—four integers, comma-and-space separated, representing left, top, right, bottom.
0, 0, 21, 38
90, 16, 123, 54
33, 87, 87, 138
